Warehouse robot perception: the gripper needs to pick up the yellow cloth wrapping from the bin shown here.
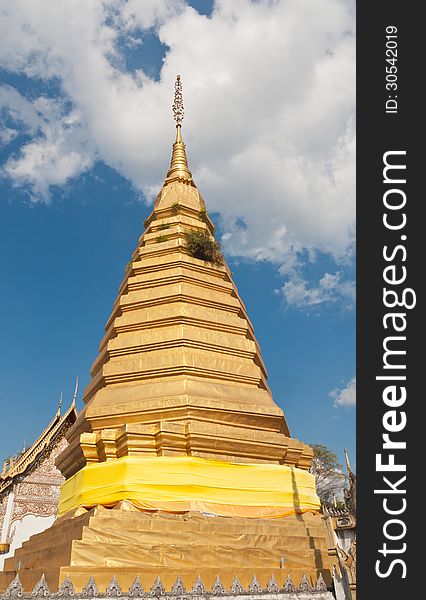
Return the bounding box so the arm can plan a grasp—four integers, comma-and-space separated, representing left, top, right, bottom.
58, 456, 320, 518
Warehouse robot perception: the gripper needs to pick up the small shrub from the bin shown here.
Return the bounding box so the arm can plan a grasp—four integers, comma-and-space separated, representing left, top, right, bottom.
185, 230, 222, 265
171, 202, 180, 215
156, 234, 168, 243
124, 260, 132, 272
158, 223, 170, 230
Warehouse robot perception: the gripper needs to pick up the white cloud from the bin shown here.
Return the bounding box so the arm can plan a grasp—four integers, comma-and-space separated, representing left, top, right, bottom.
0, 0, 355, 293
0, 85, 41, 143
1, 89, 94, 199
330, 376, 356, 407
280, 271, 355, 311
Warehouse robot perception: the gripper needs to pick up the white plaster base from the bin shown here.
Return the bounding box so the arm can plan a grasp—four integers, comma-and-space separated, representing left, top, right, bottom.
0, 514, 54, 570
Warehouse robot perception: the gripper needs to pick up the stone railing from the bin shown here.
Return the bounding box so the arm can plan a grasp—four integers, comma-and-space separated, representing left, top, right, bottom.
1, 573, 334, 600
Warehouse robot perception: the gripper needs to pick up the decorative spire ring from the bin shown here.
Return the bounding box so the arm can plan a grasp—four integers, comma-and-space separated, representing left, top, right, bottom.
172, 75, 184, 125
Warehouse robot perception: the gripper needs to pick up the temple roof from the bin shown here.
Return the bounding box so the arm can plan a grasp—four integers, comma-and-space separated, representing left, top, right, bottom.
0, 399, 78, 494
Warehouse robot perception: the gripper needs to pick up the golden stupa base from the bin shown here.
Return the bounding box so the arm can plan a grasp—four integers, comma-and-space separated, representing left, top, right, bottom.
0, 502, 332, 593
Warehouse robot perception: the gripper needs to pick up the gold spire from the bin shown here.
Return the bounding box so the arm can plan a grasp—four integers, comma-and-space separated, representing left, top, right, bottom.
164, 75, 193, 185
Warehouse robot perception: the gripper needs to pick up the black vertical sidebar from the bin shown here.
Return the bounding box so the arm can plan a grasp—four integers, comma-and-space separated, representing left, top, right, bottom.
357, 2, 421, 599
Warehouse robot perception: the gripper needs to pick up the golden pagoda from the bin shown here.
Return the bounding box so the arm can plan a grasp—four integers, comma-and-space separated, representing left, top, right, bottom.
0, 77, 332, 595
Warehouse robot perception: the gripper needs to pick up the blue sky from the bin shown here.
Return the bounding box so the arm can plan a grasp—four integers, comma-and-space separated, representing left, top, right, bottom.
0, 0, 355, 470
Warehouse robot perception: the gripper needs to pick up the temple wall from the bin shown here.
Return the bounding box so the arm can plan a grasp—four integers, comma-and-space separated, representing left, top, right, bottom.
0, 433, 69, 571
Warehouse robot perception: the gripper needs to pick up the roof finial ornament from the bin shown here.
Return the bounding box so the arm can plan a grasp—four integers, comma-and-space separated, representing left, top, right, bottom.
344, 447, 352, 474
57, 390, 63, 417
71, 377, 79, 408
172, 74, 184, 126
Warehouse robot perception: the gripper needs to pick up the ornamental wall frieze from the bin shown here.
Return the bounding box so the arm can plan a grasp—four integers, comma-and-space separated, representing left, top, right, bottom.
15, 482, 57, 499
18, 476, 63, 486
12, 498, 57, 513
10, 501, 56, 521
0, 572, 335, 600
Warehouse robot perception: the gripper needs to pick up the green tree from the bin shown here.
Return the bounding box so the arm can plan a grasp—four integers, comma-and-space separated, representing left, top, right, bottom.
309, 443, 346, 506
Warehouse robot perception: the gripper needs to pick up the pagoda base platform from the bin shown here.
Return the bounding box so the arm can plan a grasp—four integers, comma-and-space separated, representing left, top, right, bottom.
0, 501, 332, 594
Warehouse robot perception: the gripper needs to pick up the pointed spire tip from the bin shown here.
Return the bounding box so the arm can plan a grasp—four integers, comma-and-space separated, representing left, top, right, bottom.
164, 75, 193, 185
172, 74, 184, 126
56, 390, 63, 417
71, 376, 79, 408
344, 447, 352, 474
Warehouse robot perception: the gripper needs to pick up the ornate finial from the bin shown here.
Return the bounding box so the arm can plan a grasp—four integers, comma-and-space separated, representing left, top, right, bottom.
191, 575, 206, 596
71, 377, 79, 408
282, 575, 296, 593
344, 447, 352, 474
172, 75, 184, 125
128, 576, 144, 598
106, 575, 122, 597
150, 576, 166, 597
5, 573, 24, 598
298, 574, 312, 593
266, 574, 279, 594
31, 573, 50, 597
58, 575, 75, 597
248, 575, 262, 594
171, 576, 186, 596
230, 576, 244, 595
316, 573, 328, 592
211, 575, 225, 595
164, 75, 193, 185
57, 390, 63, 417
81, 576, 99, 598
